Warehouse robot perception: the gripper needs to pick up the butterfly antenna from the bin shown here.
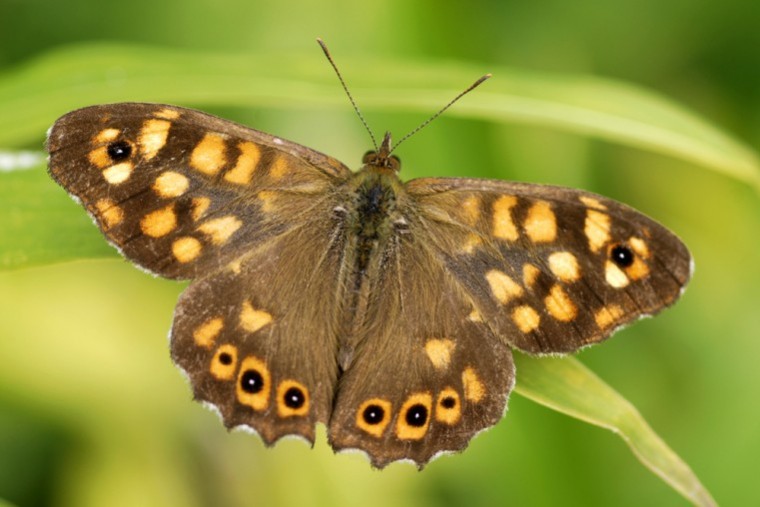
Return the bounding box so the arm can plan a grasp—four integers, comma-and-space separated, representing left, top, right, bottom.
390, 73, 491, 154
317, 38, 379, 151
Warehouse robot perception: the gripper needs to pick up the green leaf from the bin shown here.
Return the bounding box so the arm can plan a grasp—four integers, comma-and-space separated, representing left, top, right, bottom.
0, 165, 113, 270
0, 43, 724, 504
0, 43, 758, 190
514, 353, 717, 507
1, 43, 758, 270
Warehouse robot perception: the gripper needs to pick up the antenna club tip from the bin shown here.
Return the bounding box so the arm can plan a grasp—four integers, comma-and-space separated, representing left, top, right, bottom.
475, 74, 492, 86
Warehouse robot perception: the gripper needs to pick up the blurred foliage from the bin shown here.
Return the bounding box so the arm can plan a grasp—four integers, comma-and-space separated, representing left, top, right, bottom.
1, 0, 759, 506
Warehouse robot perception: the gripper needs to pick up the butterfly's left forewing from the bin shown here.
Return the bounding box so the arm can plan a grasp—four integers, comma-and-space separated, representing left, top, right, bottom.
406, 177, 692, 354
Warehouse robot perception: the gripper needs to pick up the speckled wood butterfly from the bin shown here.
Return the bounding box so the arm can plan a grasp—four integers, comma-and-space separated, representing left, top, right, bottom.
46, 46, 692, 469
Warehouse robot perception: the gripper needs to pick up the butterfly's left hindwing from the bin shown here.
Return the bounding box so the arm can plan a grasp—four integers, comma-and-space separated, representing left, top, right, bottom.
328, 231, 514, 468
46, 103, 351, 279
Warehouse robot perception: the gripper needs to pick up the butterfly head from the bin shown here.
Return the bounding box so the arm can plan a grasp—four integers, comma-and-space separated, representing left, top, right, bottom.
362, 132, 400, 173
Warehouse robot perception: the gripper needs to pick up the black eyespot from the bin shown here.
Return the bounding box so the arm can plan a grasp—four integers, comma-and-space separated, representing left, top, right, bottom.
405, 404, 428, 427
284, 387, 305, 409
240, 370, 264, 394
611, 244, 635, 268
107, 141, 132, 161
362, 404, 385, 425
218, 352, 233, 365
440, 396, 457, 409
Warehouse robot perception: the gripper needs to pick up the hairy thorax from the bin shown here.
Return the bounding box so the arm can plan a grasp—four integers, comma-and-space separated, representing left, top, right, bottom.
335, 166, 409, 368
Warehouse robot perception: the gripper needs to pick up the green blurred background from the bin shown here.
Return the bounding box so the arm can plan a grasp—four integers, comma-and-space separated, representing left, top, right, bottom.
1, 0, 758, 506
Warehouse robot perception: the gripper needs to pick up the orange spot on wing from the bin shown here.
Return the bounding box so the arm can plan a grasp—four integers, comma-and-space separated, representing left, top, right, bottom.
268, 154, 291, 180
522, 263, 541, 287
154, 108, 180, 120
153, 171, 189, 198
224, 141, 260, 185
94, 128, 120, 144
545, 285, 577, 322
585, 210, 611, 253
94, 198, 123, 229
524, 200, 557, 243
190, 133, 227, 175
239, 301, 273, 333
102, 162, 134, 184
140, 204, 177, 238
486, 269, 523, 304
172, 236, 202, 263
595, 304, 625, 328
193, 317, 224, 347
197, 215, 242, 245
88, 146, 111, 168
548, 251, 581, 282
462, 367, 485, 402
424, 339, 456, 369
492, 195, 519, 241
191, 197, 211, 221
139, 119, 171, 160
460, 195, 481, 225
512, 305, 540, 333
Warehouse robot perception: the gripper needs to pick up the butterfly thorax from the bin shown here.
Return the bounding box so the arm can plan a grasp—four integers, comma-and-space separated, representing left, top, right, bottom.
348, 170, 402, 267
334, 144, 409, 369
344, 133, 405, 272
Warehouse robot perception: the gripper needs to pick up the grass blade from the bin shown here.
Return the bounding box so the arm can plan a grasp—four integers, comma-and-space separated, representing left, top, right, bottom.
0, 43, 757, 191
514, 353, 717, 507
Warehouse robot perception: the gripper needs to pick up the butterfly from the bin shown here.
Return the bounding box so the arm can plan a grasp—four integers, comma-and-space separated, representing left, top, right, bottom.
46, 60, 692, 469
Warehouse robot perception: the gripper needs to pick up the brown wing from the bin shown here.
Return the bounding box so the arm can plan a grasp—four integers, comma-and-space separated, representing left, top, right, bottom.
48, 102, 353, 444
46, 103, 351, 279
170, 205, 345, 444
328, 229, 514, 468
405, 177, 693, 354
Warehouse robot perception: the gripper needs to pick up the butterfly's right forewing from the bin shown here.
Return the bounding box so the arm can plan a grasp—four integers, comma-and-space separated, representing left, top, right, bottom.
47, 103, 351, 280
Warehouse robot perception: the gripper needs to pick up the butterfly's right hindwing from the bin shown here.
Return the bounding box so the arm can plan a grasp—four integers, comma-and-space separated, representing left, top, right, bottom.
170, 205, 345, 445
